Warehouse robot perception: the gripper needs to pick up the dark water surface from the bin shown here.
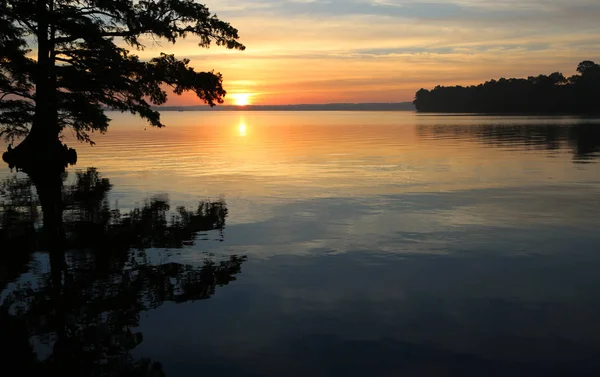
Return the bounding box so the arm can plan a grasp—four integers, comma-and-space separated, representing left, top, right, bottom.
1, 112, 600, 376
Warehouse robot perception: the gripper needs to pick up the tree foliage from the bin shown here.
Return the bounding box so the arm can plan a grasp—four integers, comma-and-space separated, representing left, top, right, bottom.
0, 0, 245, 145
414, 61, 600, 114
0, 168, 246, 376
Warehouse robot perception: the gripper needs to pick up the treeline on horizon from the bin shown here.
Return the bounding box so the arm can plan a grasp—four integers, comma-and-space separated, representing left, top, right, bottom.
414, 61, 600, 113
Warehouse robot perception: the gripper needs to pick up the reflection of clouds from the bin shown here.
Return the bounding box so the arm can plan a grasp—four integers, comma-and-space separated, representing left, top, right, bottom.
141, 249, 600, 376
182, 183, 600, 262
54, 113, 600, 252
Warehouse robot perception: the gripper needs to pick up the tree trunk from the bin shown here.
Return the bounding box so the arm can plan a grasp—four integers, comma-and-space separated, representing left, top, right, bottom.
30, 168, 65, 246
2, 0, 73, 172
31, 0, 58, 144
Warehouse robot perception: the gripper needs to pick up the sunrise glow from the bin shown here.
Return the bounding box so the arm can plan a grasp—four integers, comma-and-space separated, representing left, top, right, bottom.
231, 93, 251, 107
138, 0, 600, 106
3, 0, 600, 372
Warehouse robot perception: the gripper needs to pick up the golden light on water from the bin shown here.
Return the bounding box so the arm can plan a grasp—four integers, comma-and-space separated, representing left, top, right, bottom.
238, 121, 248, 137
231, 93, 252, 106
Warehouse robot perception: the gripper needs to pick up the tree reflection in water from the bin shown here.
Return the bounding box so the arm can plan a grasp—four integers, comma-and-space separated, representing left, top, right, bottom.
0, 168, 246, 376
417, 122, 600, 163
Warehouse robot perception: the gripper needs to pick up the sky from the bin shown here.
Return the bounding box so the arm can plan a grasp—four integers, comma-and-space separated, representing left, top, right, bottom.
137, 0, 600, 106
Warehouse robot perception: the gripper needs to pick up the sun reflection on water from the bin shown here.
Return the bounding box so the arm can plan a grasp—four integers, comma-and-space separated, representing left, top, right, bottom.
238, 120, 248, 137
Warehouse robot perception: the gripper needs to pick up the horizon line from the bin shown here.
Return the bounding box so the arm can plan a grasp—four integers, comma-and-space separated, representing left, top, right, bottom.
177, 101, 413, 106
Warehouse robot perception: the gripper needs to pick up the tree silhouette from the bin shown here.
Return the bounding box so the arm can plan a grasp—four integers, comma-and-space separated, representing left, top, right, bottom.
414, 61, 600, 114
0, 0, 245, 170
0, 168, 246, 376
576, 61, 600, 76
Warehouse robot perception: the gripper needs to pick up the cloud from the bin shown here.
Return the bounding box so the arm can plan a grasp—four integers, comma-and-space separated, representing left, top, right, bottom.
148, 0, 600, 104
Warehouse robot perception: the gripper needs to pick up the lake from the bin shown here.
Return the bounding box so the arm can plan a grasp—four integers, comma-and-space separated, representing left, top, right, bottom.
1, 111, 600, 376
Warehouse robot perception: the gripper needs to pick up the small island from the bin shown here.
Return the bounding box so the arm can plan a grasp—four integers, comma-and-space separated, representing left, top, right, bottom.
414, 61, 600, 114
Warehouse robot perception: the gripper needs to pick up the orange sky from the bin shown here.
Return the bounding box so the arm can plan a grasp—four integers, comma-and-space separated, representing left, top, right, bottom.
135, 0, 600, 106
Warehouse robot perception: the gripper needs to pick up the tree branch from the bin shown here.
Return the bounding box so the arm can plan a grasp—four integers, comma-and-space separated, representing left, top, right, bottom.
0, 90, 35, 101
55, 30, 143, 44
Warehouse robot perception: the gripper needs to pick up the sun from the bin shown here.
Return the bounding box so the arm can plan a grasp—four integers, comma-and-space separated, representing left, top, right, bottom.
231, 93, 251, 106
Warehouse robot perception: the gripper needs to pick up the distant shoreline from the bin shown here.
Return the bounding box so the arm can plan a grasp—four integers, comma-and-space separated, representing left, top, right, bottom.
152, 102, 415, 112
413, 61, 600, 114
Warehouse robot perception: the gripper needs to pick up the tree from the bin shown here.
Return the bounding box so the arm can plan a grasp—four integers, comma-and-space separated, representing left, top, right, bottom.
0, 168, 246, 375
413, 61, 599, 114
576, 61, 599, 75
1, 0, 245, 170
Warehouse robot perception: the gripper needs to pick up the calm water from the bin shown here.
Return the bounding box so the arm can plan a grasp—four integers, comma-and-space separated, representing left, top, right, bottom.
2, 112, 600, 376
